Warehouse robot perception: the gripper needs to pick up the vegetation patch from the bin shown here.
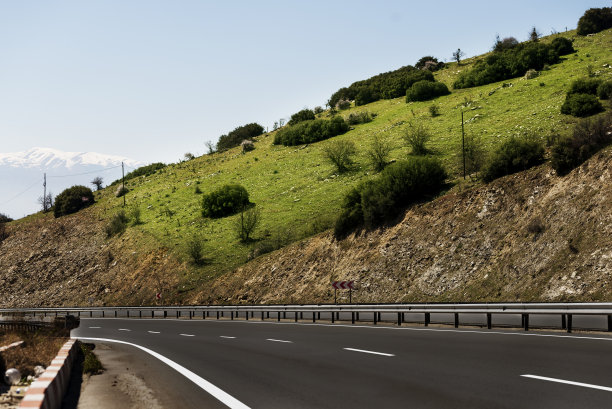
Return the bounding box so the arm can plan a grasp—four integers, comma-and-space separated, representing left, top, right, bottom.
273, 117, 349, 146
202, 184, 250, 218
216, 123, 264, 152
482, 136, 545, 182
53, 185, 95, 218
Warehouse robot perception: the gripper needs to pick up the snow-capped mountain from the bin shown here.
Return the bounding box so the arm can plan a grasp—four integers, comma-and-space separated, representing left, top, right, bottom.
0, 147, 145, 220
0, 147, 143, 169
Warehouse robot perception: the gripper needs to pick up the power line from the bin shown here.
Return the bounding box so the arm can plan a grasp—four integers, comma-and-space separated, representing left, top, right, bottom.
47, 165, 121, 178
0, 178, 42, 205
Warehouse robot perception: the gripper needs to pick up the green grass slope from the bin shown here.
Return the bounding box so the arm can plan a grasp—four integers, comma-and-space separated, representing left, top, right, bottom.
65, 29, 612, 295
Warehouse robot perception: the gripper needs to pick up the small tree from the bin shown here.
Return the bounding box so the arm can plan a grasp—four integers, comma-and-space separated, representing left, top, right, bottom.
457, 133, 486, 179
529, 26, 541, 42
0, 221, 8, 243
322, 139, 357, 173
38, 192, 53, 212
91, 177, 104, 191
235, 206, 260, 242
184, 152, 195, 161
366, 134, 392, 172
186, 233, 205, 265
54, 186, 94, 217
205, 141, 216, 155
404, 121, 431, 155
452, 48, 465, 64
0, 213, 12, 223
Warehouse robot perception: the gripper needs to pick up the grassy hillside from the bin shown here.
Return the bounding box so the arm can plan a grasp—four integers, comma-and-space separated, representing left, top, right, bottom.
17, 28, 612, 300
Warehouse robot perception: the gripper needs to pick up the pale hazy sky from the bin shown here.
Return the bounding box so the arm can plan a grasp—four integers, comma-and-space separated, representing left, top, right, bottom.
0, 1, 607, 164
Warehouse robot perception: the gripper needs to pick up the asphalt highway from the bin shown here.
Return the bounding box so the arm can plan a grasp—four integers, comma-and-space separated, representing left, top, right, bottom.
72, 318, 612, 408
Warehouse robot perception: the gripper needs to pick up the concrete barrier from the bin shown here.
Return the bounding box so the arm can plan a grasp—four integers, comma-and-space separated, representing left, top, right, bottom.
19, 339, 78, 409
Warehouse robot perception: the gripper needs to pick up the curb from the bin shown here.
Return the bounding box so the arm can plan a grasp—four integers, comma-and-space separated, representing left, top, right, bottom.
0, 340, 24, 352
19, 339, 78, 409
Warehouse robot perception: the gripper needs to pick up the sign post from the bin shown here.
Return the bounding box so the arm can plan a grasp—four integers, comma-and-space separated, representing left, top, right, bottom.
332, 281, 356, 304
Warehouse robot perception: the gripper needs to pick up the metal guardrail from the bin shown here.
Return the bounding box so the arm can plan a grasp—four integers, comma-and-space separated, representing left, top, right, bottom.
2, 303, 612, 333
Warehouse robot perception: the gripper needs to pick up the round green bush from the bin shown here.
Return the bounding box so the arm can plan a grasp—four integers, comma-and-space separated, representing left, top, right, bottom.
482, 137, 545, 182
202, 184, 250, 218
550, 37, 574, 56
567, 78, 602, 96
560, 93, 604, 117
406, 80, 450, 102
597, 81, 612, 100
577, 7, 612, 36
54, 185, 95, 218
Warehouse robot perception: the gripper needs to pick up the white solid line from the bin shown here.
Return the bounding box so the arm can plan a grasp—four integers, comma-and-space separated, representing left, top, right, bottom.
521, 375, 612, 392
266, 338, 292, 343
180, 333, 195, 337
148, 331, 160, 334
118, 328, 131, 331
88, 326, 101, 329
74, 336, 250, 409
220, 336, 236, 339
343, 347, 395, 357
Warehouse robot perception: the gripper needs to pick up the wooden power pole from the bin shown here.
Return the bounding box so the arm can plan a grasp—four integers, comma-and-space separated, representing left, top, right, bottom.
122, 162, 126, 207
461, 111, 466, 180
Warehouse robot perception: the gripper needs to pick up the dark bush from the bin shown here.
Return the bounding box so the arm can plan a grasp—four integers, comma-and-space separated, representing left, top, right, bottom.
111, 163, 165, 185
597, 81, 612, 99
202, 184, 250, 218
328, 66, 434, 107
217, 123, 264, 151
551, 113, 612, 175
577, 7, 612, 36
346, 111, 375, 125
334, 158, 446, 237
322, 139, 357, 173
273, 117, 349, 146
454, 42, 559, 89
568, 78, 603, 96
550, 37, 575, 56
186, 233, 206, 265
54, 185, 95, 217
288, 109, 316, 125
560, 93, 604, 117
0, 213, 12, 223
415, 56, 445, 71
406, 80, 450, 102
482, 137, 545, 182
493, 36, 519, 52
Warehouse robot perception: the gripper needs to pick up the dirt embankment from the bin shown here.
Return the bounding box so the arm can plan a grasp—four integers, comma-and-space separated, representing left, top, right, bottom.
194, 149, 612, 304
2, 149, 612, 307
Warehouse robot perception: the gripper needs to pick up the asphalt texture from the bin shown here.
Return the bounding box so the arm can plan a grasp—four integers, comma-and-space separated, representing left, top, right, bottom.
72, 317, 612, 409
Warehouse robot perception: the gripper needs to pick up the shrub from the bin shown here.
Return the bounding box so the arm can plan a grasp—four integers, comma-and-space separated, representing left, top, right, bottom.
105, 211, 128, 238
493, 36, 519, 52
415, 56, 445, 71
202, 184, 250, 218
366, 134, 393, 172
53, 185, 95, 217
597, 81, 612, 99
0, 213, 12, 223
241, 140, 255, 153
217, 123, 264, 151
560, 93, 604, 117
568, 78, 603, 96
0, 222, 8, 243
234, 206, 260, 242
482, 137, 545, 182
336, 99, 351, 110
406, 80, 450, 102
115, 184, 128, 197
551, 113, 612, 175
346, 111, 375, 125
322, 139, 357, 173
577, 7, 612, 36
81, 343, 103, 375
429, 104, 440, 117
454, 42, 559, 89
314, 106, 324, 114
273, 117, 349, 146
129, 207, 142, 225
288, 109, 316, 125
524, 69, 539, 79
328, 66, 433, 107
186, 233, 206, 265
404, 121, 431, 155
334, 158, 446, 237
550, 37, 575, 56
456, 133, 486, 179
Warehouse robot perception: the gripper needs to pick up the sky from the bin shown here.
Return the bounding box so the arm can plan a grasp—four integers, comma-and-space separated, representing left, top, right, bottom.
0, 0, 608, 164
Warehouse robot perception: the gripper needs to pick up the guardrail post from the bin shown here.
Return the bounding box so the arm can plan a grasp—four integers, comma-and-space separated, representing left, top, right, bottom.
139, 311, 142, 319
378, 312, 381, 322
231, 311, 234, 320
189, 311, 192, 320
126, 311, 129, 318
357, 312, 360, 321
608, 315, 612, 332
300, 312, 303, 320
332, 312, 335, 324
567, 314, 572, 333
164, 311, 167, 318
352, 312, 355, 325
90, 311, 92, 318
523, 314, 529, 331
102, 311, 104, 318
295, 312, 298, 322
487, 313, 492, 329
283, 311, 286, 319
246, 311, 249, 321
216, 311, 219, 320
397, 312, 401, 326
561, 315, 566, 330
425, 313, 430, 327
114, 311, 117, 318
336, 312, 340, 321
454, 313, 459, 328
55, 311, 58, 317
261, 311, 264, 321
267, 311, 270, 319
373, 312, 377, 325
152, 311, 154, 319
78, 311, 81, 318
313, 312, 316, 323
202, 311, 205, 320
277, 312, 280, 322
317, 312, 320, 320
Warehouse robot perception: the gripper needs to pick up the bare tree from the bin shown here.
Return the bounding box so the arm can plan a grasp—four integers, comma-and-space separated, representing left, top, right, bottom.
235, 206, 260, 242
322, 139, 357, 173
91, 176, 104, 191
366, 134, 393, 172
452, 48, 465, 65
404, 121, 431, 155
205, 141, 216, 155
37, 192, 53, 212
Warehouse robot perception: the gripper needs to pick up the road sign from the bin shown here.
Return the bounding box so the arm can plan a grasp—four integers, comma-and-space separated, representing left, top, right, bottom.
156, 292, 162, 300
332, 281, 355, 290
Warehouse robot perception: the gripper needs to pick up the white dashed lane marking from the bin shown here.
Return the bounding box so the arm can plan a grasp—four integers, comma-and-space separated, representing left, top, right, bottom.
148, 331, 160, 334
220, 336, 236, 339
88, 326, 101, 329
118, 328, 131, 331
180, 333, 195, 337
266, 338, 292, 343
521, 375, 612, 392
343, 348, 395, 357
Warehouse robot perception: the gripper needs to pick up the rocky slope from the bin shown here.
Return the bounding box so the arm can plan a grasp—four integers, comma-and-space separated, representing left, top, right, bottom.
2, 147, 612, 307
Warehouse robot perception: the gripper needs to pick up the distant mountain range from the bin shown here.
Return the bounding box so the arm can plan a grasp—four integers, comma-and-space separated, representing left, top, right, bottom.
0, 147, 145, 220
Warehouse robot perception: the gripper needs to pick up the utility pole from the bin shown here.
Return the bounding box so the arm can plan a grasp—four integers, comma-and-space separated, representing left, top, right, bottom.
122, 162, 126, 207
43, 173, 47, 212
461, 110, 466, 180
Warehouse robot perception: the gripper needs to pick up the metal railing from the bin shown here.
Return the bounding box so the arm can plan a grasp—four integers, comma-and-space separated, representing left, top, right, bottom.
2, 303, 612, 333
